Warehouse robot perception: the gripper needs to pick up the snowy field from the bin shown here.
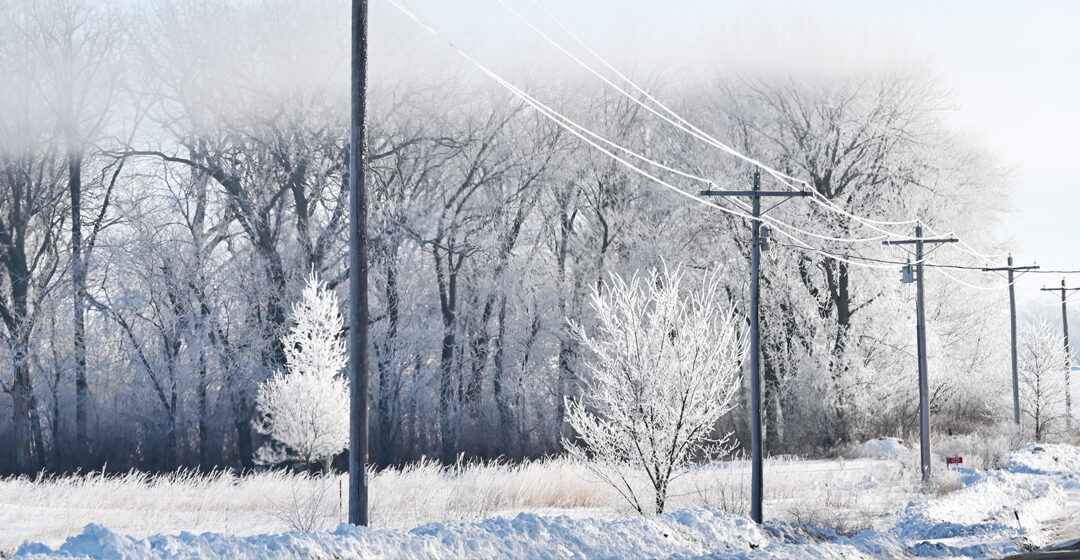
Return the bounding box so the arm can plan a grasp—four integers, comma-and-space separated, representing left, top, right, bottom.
4, 440, 1080, 559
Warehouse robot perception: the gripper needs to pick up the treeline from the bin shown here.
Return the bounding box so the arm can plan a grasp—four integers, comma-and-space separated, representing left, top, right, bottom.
0, 0, 1010, 474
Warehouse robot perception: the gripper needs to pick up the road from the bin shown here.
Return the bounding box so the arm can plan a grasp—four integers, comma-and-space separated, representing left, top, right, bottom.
1005, 484, 1080, 560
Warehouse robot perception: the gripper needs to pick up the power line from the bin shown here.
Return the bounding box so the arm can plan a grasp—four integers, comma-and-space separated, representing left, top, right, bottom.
511, 0, 1033, 258
390, 0, 1080, 284
920, 222, 1008, 262
502, 0, 939, 242
497, 0, 803, 189
495, 0, 906, 246
935, 269, 1005, 291
514, 0, 1032, 267
402, 1, 895, 248
517, 0, 1027, 263
385, 0, 913, 271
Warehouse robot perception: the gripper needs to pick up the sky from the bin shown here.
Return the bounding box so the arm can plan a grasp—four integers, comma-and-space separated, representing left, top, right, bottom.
378, 0, 1080, 306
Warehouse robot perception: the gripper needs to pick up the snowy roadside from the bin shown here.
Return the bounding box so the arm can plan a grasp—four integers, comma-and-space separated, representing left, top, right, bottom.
11, 443, 1080, 560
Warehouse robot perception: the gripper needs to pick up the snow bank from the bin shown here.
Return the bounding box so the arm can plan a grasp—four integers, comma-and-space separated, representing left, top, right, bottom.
889, 444, 1077, 552
853, 437, 911, 460
7, 505, 1019, 560
15, 444, 1079, 560
16, 512, 912, 560
1006, 443, 1080, 477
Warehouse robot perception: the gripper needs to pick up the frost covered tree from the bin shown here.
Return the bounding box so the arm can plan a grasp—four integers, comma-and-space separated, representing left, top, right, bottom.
256, 273, 349, 469
566, 264, 747, 514
1019, 319, 1068, 442
0, 0, 1018, 472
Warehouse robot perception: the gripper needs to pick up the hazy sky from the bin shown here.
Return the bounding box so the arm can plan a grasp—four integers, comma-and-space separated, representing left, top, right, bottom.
100, 0, 1078, 303
383, 0, 1079, 304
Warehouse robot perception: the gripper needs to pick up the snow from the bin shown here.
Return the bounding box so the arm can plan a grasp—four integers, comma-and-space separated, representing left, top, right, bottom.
12, 444, 1080, 559
13, 513, 904, 560
1006, 443, 1080, 476
853, 437, 912, 461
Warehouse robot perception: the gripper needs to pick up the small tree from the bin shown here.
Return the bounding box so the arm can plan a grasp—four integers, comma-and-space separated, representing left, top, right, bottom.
566, 264, 748, 514
256, 272, 349, 469
1019, 319, 1068, 442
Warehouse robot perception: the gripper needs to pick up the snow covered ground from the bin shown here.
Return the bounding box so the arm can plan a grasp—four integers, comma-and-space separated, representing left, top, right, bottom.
6, 442, 1080, 559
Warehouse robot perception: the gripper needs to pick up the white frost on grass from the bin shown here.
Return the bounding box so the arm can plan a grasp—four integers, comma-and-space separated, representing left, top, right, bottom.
0, 455, 910, 554
10, 444, 1080, 559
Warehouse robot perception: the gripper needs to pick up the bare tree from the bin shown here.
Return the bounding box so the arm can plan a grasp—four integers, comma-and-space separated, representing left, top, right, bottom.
566, 264, 747, 514
722, 73, 950, 445
1019, 319, 1068, 442
27, 0, 126, 464
0, 2, 69, 473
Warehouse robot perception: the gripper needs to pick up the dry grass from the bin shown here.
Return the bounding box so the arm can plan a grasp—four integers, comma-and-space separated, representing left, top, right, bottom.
0, 453, 935, 554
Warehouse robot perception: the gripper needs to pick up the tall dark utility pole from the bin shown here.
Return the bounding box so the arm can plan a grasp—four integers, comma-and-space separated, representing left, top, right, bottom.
348, 0, 370, 527
884, 226, 957, 483
700, 170, 810, 524
983, 256, 1039, 429
1040, 278, 1079, 430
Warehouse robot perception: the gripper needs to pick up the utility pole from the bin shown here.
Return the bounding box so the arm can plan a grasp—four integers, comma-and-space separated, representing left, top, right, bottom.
982, 256, 1039, 429
1040, 278, 1078, 430
700, 170, 810, 524
884, 226, 957, 484
348, 0, 370, 527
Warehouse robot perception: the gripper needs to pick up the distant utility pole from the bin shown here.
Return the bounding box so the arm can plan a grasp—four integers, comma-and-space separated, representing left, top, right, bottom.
348, 0, 370, 527
982, 256, 1039, 429
700, 170, 810, 524
884, 226, 957, 484
1040, 278, 1078, 430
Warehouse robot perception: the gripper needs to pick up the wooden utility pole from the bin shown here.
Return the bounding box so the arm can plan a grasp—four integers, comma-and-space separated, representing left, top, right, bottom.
1041, 278, 1079, 430
884, 226, 957, 483
982, 256, 1039, 429
348, 0, 370, 527
700, 170, 810, 524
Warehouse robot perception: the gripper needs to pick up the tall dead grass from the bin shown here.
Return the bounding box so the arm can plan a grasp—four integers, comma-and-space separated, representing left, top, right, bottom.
0, 452, 942, 553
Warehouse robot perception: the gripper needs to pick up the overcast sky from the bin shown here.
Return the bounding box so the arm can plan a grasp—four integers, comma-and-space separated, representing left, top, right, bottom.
380, 0, 1079, 304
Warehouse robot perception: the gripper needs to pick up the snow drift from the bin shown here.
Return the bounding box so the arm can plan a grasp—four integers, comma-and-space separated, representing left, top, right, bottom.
853, 437, 912, 460
14, 444, 1080, 559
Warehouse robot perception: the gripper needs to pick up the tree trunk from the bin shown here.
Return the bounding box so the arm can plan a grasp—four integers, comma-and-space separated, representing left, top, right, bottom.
465, 297, 491, 409
492, 297, 513, 454
762, 347, 785, 453
7, 248, 42, 473
375, 256, 401, 466
166, 398, 178, 469
50, 377, 62, 470
197, 350, 211, 470
1034, 373, 1042, 442
12, 358, 38, 474
556, 270, 583, 448
70, 152, 89, 463
825, 260, 853, 444
553, 205, 577, 449
232, 390, 255, 470
435, 249, 458, 464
